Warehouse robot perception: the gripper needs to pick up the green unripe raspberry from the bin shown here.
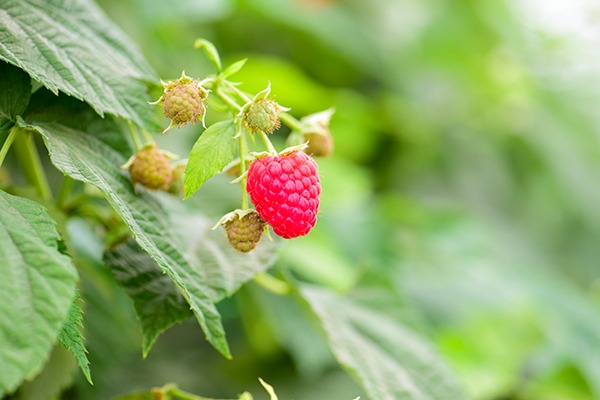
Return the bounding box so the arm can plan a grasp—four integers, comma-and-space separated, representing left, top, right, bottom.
244, 99, 281, 134
163, 81, 207, 127
129, 146, 173, 190
224, 210, 266, 253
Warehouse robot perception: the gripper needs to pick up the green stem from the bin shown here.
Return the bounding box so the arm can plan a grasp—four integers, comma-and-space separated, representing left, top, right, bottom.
253, 272, 291, 296
239, 133, 249, 209
140, 128, 155, 146
280, 112, 303, 131
163, 384, 213, 400
215, 87, 242, 112
0, 126, 18, 168
13, 129, 52, 201
127, 121, 143, 150
258, 131, 278, 155
224, 80, 252, 103
56, 175, 74, 209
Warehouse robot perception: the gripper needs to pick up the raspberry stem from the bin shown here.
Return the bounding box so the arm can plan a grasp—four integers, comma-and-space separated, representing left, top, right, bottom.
127, 121, 143, 149
239, 132, 249, 209
13, 128, 52, 201
253, 272, 291, 295
0, 126, 18, 168
258, 130, 278, 155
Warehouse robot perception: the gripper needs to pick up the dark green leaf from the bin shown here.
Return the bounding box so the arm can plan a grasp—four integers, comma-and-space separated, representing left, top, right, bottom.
0, 0, 158, 129
299, 285, 467, 400
0, 61, 31, 119
18, 117, 231, 358
0, 190, 78, 396
104, 239, 192, 357
57, 296, 92, 384
184, 120, 237, 198
105, 199, 281, 356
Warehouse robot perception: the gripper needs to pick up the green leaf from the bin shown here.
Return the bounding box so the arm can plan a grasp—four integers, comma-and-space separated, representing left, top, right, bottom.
57, 295, 92, 384
194, 38, 222, 72
104, 239, 193, 357
184, 120, 237, 198
0, 61, 31, 119
18, 117, 231, 359
221, 58, 248, 79
105, 199, 281, 356
0, 0, 158, 129
0, 189, 78, 396
299, 285, 467, 400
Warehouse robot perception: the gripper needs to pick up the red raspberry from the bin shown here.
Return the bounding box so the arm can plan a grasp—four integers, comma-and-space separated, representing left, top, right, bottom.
246, 151, 320, 239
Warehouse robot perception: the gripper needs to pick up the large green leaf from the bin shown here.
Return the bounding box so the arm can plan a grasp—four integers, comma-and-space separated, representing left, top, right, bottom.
184, 120, 238, 198
104, 239, 193, 357
0, 189, 78, 396
105, 201, 280, 356
0, 0, 158, 128
18, 119, 231, 359
299, 285, 467, 400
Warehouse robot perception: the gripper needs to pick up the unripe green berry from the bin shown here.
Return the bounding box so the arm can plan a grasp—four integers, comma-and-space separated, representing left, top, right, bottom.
128, 146, 173, 190
244, 99, 281, 134
304, 130, 333, 157
163, 81, 207, 127
166, 162, 186, 195
224, 210, 266, 253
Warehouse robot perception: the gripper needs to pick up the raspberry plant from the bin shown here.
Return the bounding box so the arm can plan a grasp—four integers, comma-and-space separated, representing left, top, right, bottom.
0, 1, 466, 399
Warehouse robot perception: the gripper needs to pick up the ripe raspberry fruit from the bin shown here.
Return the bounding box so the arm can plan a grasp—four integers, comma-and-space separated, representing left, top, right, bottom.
244, 99, 281, 134
125, 145, 173, 190
222, 210, 267, 253
246, 151, 320, 239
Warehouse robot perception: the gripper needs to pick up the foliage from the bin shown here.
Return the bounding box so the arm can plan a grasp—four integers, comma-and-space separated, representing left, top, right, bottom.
2, 0, 600, 399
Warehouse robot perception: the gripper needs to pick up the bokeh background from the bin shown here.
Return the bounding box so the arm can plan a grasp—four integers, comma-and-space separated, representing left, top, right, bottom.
73, 0, 600, 398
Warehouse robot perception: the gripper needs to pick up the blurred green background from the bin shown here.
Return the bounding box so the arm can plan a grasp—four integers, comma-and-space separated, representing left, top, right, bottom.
71, 0, 600, 398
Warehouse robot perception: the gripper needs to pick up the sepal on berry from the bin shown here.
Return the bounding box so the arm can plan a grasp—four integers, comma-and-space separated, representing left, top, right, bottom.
288, 108, 334, 157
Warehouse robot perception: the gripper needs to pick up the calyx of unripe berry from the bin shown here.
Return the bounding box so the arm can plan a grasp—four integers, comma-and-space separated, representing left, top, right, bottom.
152, 71, 208, 132
122, 144, 174, 191
214, 209, 267, 253
296, 108, 335, 157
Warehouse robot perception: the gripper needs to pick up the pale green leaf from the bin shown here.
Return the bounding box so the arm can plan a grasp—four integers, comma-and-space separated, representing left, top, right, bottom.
184, 120, 237, 198
0, 190, 78, 396
0, 61, 31, 119
221, 58, 248, 79
194, 38, 222, 72
0, 0, 158, 128
300, 285, 467, 400
57, 296, 92, 384
18, 117, 231, 358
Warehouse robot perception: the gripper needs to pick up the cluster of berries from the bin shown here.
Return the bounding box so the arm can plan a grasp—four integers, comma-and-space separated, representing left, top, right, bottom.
126, 71, 333, 253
